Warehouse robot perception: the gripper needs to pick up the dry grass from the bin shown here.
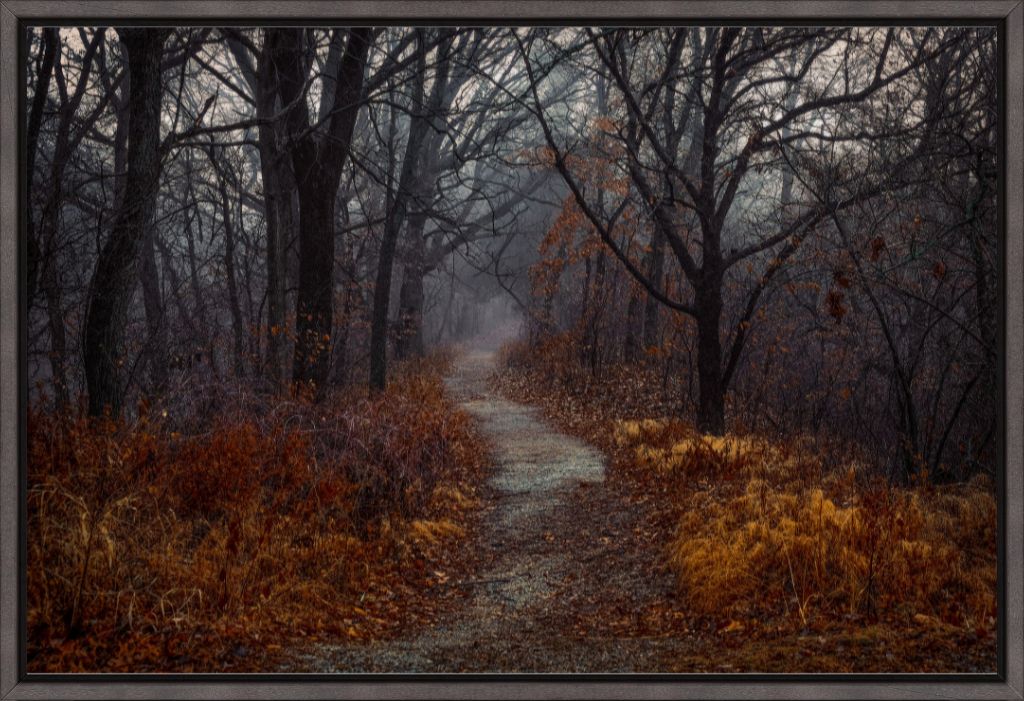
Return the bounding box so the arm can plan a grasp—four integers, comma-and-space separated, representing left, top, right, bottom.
27, 355, 488, 672
614, 419, 996, 633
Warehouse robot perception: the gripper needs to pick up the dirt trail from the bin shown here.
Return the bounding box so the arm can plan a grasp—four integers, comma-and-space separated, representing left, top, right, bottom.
296, 349, 692, 672
289, 350, 999, 674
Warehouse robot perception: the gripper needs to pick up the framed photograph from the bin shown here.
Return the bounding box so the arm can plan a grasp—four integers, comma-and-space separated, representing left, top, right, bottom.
1, 1, 1021, 698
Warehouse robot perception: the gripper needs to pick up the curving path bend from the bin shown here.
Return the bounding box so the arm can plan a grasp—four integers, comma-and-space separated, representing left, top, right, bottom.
298, 349, 638, 672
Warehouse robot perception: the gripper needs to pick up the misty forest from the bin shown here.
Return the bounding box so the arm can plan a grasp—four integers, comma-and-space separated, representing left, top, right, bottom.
25, 25, 998, 673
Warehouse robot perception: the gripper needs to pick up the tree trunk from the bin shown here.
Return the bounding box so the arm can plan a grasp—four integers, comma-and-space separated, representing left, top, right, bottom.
261, 160, 288, 387
436, 275, 456, 345
155, 234, 203, 352
395, 210, 429, 360
42, 262, 69, 406
368, 201, 403, 391
139, 228, 168, 392
369, 34, 431, 391
34, 30, 104, 404
584, 251, 606, 373
642, 228, 666, 350
226, 31, 292, 390
139, 60, 165, 394
292, 186, 336, 392
83, 28, 168, 417
257, 51, 290, 391
26, 27, 58, 304
185, 206, 220, 379
269, 27, 371, 395
331, 275, 355, 386
535, 239, 568, 343
219, 177, 247, 377
695, 272, 726, 435
623, 290, 642, 362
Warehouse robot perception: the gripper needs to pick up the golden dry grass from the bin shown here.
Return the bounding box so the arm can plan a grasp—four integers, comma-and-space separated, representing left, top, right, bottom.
614, 418, 996, 632
27, 359, 488, 672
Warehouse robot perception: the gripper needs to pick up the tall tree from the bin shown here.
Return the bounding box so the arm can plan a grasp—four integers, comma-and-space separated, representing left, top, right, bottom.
268, 28, 371, 394
82, 28, 169, 416
224, 29, 295, 390
521, 27, 961, 434
368, 30, 444, 390
25, 27, 58, 304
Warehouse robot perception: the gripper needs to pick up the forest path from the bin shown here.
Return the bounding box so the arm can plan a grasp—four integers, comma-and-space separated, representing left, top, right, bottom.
295, 349, 692, 672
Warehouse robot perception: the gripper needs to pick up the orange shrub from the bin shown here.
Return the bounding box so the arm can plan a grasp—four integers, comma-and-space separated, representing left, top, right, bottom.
27, 359, 486, 672
613, 420, 996, 632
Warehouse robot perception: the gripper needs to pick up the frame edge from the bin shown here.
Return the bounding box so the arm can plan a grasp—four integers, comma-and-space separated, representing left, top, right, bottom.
0, 2, 1021, 700
1, 1, 22, 699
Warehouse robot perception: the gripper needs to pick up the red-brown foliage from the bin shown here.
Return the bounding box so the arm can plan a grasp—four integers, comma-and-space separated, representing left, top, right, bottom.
27, 356, 487, 672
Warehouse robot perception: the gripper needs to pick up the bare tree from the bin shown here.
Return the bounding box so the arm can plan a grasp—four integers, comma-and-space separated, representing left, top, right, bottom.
82, 28, 169, 416
519, 27, 964, 434
268, 27, 371, 394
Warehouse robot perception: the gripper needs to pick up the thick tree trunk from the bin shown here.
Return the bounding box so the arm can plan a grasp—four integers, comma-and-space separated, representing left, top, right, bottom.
227, 31, 291, 389
292, 186, 336, 392
269, 27, 371, 395
83, 28, 168, 417
261, 166, 286, 386
368, 202, 402, 390
436, 277, 456, 345
139, 68, 165, 393
265, 159, 292, 387
257, 60, 290, 390
691, 45, 731, 436
395, 266, 425, 360
695, 271, 726, 435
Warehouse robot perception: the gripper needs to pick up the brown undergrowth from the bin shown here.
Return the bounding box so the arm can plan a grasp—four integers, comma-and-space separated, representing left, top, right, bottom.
28, 353, 488, 672
493, 336, 997, 671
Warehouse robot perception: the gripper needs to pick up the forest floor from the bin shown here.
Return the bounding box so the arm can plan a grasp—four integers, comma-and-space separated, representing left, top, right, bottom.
288, 349, 995, 673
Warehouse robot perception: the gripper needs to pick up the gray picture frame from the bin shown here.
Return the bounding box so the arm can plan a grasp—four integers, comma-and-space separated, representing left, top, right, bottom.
1, 1, 1021, 698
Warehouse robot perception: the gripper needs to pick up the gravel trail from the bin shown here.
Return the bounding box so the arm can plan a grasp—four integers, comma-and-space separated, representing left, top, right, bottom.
295, 349, 676, 672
